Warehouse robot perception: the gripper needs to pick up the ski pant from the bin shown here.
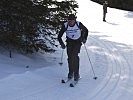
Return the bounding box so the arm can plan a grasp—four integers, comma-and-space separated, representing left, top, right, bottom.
103, 12, 107, 21
66, 41, 82, 77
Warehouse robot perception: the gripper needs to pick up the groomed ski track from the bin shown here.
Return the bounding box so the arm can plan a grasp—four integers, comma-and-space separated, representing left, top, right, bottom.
0, 34, 132, 100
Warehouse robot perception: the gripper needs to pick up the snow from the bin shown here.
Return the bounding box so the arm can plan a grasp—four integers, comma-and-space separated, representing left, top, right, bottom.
0, 0, 133, 100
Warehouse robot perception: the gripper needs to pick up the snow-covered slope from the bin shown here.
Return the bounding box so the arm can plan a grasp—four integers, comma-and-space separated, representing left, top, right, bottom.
0, 0, 133, 100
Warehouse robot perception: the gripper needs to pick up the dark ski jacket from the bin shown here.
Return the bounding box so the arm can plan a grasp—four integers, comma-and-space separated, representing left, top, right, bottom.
103, 3, 108, 13
58, 21, 88, 45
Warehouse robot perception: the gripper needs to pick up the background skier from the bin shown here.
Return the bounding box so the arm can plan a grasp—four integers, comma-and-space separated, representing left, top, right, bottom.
103, 0, 108, 22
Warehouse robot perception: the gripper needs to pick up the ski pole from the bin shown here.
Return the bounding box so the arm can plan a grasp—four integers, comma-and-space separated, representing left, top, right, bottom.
59, 49, 64, 66
83, 44, 97, 80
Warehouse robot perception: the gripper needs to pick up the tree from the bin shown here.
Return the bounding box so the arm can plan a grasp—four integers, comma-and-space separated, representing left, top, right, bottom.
0, 0, 78, 53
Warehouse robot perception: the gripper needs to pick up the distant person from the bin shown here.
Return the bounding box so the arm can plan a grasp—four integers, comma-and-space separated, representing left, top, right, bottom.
103, 1, 108, 22
58, 14, 88, 81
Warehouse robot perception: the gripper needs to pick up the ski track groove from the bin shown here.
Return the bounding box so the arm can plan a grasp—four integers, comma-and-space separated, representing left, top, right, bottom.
107, 41, 132, 99
100, 37, 122, 100
105, 39, 132, 99
87, 36, 115, 99
88, 36, 123, 100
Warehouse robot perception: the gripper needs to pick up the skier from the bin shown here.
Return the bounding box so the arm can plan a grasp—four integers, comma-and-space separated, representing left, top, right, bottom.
103, 0, 108, 22
58, 14, 88, 81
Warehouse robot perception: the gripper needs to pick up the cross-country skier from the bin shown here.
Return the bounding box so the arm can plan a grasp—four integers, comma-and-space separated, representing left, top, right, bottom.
103, 0, 108, 22
58, 14, 88, 81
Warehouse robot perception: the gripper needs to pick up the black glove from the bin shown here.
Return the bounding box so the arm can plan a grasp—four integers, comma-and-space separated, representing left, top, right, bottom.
60, 43, 66, 49
82, 39, 86, 44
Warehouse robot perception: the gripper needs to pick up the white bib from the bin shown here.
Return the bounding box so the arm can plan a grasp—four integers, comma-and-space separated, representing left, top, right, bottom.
64, 21, 81, 40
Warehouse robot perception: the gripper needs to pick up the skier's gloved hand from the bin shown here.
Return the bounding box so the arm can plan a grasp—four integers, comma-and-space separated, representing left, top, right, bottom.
82, 39, 86, 44
60, 43, 66, 49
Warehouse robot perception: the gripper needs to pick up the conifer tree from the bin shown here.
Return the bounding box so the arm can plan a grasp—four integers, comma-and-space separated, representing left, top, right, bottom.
0, 0, 78, 53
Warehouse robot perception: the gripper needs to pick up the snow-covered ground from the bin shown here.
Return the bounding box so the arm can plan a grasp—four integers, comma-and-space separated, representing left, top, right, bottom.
0, 0, 133, 100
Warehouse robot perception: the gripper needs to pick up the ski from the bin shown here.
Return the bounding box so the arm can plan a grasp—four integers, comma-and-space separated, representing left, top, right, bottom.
70, 80, 79, 87
61, 78, 72, 83
69, 78, 81, 87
